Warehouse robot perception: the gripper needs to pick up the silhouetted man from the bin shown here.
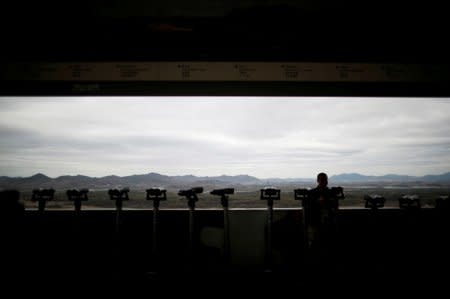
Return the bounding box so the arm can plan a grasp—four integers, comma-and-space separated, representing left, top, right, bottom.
304, 173, 339, 256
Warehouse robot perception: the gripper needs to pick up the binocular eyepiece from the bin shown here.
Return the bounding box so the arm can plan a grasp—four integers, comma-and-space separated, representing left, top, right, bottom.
210, 188, 234, 196
179, 187, 203, 209
66, 188, 89, 201
437, 195, 450, 201
178, 187, 204, 199
330, 186, 345, 199
210, 188, 234, 208
31, 188, 55, 201
294, 188, 310, 200
399, 194, 421, 209
364, 194, 385, 201
146, 187, 167, 200
260, 187, 281, 200
108, 187, 130, 200
401, 194, 419, 201
364, 194, 386, 209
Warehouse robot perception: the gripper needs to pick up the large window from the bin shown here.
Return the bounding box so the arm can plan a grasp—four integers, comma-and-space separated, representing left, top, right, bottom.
1, 97, 449, 209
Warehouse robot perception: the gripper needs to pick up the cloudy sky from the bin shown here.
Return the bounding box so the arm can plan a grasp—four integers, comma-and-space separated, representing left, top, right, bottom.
0, 97, 449, 178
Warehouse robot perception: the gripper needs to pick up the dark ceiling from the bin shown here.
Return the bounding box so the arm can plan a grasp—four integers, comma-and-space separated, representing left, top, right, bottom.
1, 0, 448, 62
1, 1, 448, 96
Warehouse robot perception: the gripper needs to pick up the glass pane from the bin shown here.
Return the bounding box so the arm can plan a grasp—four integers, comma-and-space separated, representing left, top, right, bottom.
1, 97, 449, 209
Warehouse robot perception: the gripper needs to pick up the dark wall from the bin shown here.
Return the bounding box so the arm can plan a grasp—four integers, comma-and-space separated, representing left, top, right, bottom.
2, 208, 449, 295
6, 209, 449, 271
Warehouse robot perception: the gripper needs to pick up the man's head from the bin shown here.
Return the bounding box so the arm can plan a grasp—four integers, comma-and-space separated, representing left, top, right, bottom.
317, 172, 328, 188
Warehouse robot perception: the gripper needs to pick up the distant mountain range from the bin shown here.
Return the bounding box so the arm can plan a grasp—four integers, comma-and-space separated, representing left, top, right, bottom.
1, 172, 450, 191
329, 172, 450, 183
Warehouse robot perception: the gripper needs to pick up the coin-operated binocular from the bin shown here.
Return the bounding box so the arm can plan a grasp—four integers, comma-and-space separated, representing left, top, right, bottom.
260, 187, 281, 207
66, 189, 89, 212
32, 188, 55, 212
108, 187, 130, 210
178, 187, 204, 197
294, 188, 310, 206
211, 188, 234, 208
330, 186, 345, 198
330, 187, 345, 207
364, 194, 386, 209
146, 187, 167, 208
179, 187, 203, 209
399, 194, 421, 209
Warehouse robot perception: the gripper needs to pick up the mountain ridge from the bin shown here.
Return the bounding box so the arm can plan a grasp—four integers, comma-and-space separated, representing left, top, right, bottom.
1, 171, 449, 190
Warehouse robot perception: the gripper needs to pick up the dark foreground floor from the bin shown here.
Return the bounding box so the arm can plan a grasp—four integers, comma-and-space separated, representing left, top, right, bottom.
2, 254, 447, 298
1, 208, 449, 297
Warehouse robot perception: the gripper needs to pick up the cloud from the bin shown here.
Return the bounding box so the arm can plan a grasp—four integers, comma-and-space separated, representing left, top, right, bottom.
0, 97, 449, 177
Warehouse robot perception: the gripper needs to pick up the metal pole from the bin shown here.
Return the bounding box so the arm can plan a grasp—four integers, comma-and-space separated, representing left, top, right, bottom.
74, 199, 82, 235
266, 199, 273, 269
115, 199, 122, 236
210, 188, 234, 266
188, 200, 195, 259
152, 203, 159, 257
74, 199, 82, 214
32, 188, 54, 215
38, 199, 46, 214
66, 189, 89, 234
146, 187, 166, 274
178, 187, 202, 270
260, 187, 280, 272
223, 203, 230, 262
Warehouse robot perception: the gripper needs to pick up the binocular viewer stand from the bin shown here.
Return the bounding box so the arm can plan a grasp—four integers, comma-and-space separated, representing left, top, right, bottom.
107, 188, 130, 278
146, 188, 167, 259
178, 187, 203, 270
109, 188, 130, 210
144, 187, 167, 275
66, 189, 89, 213
260, 187, 281, 272
31, 188, 55, 213
210, 188, 234, 265
108, 188, 130, 236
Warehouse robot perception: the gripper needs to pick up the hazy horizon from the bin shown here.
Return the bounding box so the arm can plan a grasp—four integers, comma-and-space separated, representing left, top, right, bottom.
2, 170, 450, 180
1, 97, 450, 178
